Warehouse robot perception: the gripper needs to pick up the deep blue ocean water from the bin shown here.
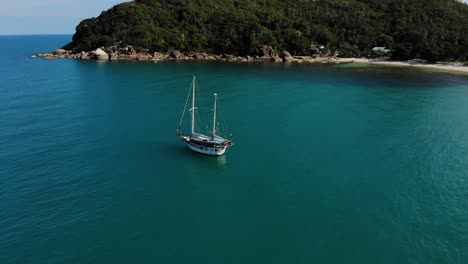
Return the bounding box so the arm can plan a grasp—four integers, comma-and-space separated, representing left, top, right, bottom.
1, 35, 468, 263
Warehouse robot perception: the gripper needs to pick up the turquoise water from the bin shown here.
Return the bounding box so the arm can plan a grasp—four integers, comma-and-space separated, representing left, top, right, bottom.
1, 35, 468, 263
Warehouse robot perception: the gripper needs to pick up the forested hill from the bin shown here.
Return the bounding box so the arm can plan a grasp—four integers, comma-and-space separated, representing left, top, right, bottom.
64, 0, 468, 62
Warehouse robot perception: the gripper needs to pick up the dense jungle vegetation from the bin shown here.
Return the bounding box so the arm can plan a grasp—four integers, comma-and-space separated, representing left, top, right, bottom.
64, 0, 468, 61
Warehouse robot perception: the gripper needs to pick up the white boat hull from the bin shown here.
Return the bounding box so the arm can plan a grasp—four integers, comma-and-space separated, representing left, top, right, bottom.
184, 141, 227, 156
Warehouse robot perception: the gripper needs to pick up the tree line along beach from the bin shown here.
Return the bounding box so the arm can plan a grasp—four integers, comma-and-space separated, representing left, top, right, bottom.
31, 0, 468, 74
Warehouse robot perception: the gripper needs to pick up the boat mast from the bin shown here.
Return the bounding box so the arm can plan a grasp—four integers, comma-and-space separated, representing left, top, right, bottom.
212, 93, 217, 137
191, 76, 196, 134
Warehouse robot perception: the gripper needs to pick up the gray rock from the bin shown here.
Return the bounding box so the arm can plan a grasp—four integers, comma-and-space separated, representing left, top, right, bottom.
93, 48, 109, 60
194, 53, 205, 60
153, 52, 164, 60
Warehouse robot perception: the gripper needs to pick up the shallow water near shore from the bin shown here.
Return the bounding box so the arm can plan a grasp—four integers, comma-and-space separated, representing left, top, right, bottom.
1, 35, 468, 264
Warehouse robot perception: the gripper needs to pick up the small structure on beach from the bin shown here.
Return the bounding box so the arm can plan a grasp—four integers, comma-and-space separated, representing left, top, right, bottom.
372, 47, 391, 54
310, 44, 326, 55
371, 47, 391, 58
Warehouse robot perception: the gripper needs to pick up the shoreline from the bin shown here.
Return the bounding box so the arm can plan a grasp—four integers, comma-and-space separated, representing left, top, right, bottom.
336, 58, 468, 74
31, 46, 468, 74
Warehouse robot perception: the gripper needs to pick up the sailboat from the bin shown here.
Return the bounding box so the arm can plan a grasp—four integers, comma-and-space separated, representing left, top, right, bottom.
176, 76, 234, 155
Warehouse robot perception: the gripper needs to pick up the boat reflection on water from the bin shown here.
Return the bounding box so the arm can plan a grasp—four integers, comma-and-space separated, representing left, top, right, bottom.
217, 155, 227, 166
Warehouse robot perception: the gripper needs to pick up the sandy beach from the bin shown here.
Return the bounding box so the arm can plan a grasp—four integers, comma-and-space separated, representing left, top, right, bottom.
337, 58, 468, 74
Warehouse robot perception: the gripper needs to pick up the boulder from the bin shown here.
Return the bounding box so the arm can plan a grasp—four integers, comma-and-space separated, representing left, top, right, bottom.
153, 52, 164, 60
280, 50, 293, 62
109, 53, 119, 60
80, 51, 89, 59
170, 50, 183, 59
53, 49, 67, 55
93, 48, 109, 60
119, 45, 136, 55
194, 53, 205, 60
105, 46, 118, 54
255, 45, 277, 58
185, 51, 196, 57
222, 54, 235, 59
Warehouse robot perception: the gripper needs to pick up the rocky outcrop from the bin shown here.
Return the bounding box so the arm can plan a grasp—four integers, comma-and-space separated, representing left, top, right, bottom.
93, 48, 109, 60
32, 44, 341, 64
